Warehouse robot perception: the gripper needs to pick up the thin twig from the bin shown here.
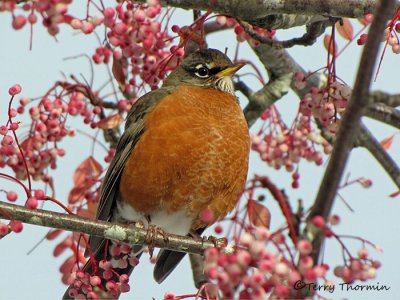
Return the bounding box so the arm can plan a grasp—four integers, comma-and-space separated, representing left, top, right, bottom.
304, 0, 397, 262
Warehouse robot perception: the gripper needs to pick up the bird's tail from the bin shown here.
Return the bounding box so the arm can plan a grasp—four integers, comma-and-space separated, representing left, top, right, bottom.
63, 239, 142, 300
153, 228, 206, 284
153, 249, 187, 283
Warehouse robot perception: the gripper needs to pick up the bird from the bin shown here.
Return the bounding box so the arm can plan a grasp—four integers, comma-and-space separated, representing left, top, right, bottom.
63, 48, 250, 299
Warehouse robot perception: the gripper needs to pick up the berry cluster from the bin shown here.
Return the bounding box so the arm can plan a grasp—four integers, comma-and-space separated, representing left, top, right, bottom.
67, 241, 138, 299
297, 74, 352, 133
251, 106, 332, 187
99, 1, 179, 92
203, 228, 330, 299
1, 0, 76, 36
357, 12, 400, 54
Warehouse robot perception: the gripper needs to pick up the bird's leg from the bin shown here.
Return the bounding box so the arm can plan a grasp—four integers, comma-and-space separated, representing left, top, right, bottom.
145, 224, 168, 258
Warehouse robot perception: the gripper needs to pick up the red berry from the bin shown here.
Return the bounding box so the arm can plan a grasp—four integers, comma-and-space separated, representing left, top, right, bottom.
6, 191, 18, 202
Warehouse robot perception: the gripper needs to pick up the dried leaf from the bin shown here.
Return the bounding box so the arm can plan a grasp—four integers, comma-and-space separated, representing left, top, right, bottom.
73, 156, 102, 186
112, 56, 126, 89
323, 34, 338, 55
53, 237, 71, 257
87, 198, 98, 217
46, 229, 63, 240
380, 134, 395, 150
336, 18, 353, 41
97, 113, 123, 129
20, 137, 34, 151
68, 186, 86, 204
389, 190, 400, 198
77, 208, 95, 219
59, 255, 76, 274
248, 200, 271, 229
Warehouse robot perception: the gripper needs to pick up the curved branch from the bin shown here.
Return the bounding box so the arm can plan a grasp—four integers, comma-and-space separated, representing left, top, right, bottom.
304, 0, 397, 262
366, 102, 400, 130
240, 19, 332, 48
370, 90, 400, 107
357, 124, 400, 188
243, 73, 293, 127
0, 201, 227, 255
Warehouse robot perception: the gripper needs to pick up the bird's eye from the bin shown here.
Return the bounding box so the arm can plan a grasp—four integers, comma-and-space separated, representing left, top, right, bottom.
194, 66, 210, 78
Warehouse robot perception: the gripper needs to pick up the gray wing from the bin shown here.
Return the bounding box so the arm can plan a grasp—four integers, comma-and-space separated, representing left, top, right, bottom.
89, 87, 173, 252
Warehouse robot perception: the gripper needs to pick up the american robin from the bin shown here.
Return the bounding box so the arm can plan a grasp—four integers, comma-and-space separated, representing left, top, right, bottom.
63, 48, 250, 299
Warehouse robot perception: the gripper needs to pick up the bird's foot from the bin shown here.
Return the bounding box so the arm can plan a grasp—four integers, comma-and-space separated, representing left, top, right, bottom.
145, 224, 168, 258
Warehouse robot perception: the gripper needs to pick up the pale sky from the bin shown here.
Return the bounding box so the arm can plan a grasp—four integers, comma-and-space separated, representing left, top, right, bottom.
1, 5, 400, 300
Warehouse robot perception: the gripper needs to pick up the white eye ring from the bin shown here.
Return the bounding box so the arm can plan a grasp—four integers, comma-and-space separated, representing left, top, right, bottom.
194, 64, 210, 78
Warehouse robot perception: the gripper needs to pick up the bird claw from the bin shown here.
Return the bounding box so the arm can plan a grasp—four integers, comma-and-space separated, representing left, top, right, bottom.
206, 236, 227, 248
145, 225, 168, 258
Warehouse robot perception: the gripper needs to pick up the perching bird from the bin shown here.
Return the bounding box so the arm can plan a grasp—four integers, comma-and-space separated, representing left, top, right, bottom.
63, 48, 250, 299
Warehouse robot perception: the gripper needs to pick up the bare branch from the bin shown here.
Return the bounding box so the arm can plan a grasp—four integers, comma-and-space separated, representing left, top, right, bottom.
366, 103, 400, 130
370, 90, 400, 107
189, 254, 209, 288
305, 0, 397, 261
243, 73, 292, 127
133, 0, 383, 20
252, 14, 328, 30
240, 19, 332, 48
0, 201, 226, 255
357, 125, 400, 188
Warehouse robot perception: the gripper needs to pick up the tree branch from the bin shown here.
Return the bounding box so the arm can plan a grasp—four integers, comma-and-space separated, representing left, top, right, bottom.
357, 124, 400, 188
134, 0, 383, 20
304, 0, 397, 262
370, 90, 400, 107
189, 253, 209, 288
366, 102, 400, 130
0, 201, 227, 255
240, 19, 333, 48
243, 73, 293, 127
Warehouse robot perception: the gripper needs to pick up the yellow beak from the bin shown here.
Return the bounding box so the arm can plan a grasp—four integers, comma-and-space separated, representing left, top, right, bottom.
216, 62, 246, 78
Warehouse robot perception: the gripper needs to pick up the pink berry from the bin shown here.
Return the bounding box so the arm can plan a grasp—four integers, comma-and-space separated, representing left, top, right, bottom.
311, 215, 325, 228
26, 197, 38, 209
2, 135, 14, 146
12, 15, 27, 30
0, 223, 9, 235
8, 84, 22, 96
9, 122, 19, 131
10, 221, 23, 233
6, 191, 18, 202
297, 240, 312, 255
0, 126, 8, 135
34, 189, 45, 200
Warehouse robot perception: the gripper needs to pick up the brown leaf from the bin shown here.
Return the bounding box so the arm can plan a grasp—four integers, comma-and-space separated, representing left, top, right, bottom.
20, 137, 34, 151
380, 134, 395, 150
73, 156, 102, 186
389, 190, 400, 198
46, 229, 63, 240
68, 186, 87, 204
112, 56, 126, 89
336, 18, 353, 41
248, 199, 271, 229
323, 34, 338, 55
97, 113, 123, 129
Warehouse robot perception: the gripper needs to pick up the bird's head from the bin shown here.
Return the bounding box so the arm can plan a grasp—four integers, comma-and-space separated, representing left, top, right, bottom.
163, 48, 245, 94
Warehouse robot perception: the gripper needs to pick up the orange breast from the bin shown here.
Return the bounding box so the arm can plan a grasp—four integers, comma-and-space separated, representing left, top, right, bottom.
119, 85, 250, 229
